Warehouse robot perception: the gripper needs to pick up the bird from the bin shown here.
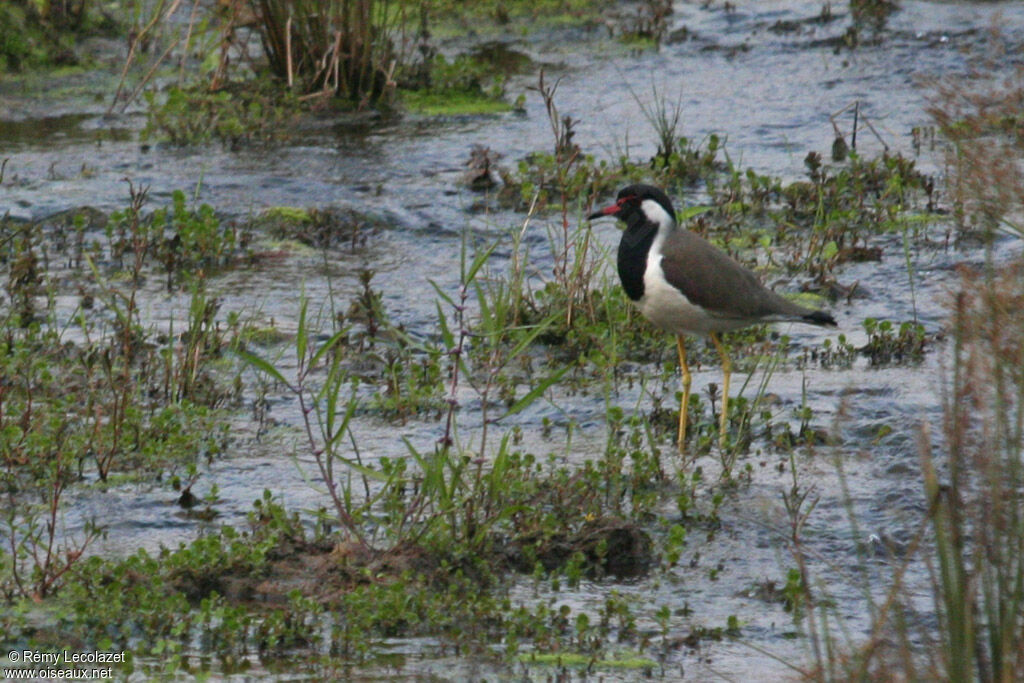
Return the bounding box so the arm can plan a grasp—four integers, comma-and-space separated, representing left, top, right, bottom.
588, 184, 836, 452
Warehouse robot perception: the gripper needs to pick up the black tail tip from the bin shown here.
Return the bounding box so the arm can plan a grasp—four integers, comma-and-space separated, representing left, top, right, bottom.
804, 310, 837, 327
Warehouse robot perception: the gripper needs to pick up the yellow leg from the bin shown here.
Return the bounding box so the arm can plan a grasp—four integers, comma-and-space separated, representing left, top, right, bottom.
711, 333, 731, 450
676, 335, 691, 453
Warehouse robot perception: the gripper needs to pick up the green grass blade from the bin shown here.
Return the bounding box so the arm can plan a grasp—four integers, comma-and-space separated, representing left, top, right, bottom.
309, 327, 350, 369
235, 349, 291, 388
464, 241, 499, 285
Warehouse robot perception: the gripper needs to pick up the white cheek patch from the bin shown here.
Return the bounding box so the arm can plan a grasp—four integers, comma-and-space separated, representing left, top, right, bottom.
640, 198, 674, 230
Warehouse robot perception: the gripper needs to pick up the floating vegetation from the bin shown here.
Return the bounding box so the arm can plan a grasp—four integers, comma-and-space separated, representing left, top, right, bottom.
401, 88, 512, 116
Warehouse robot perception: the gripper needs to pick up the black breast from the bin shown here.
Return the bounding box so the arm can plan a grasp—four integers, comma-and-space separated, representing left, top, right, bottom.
616, 217, 658, 301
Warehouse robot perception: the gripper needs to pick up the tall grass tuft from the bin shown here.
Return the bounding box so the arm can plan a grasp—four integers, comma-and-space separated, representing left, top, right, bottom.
783, 53, 1024, 681
914, 258, 1024, 681
821, 56, 1024, 681
927, 60, 1024, 237
916, 54, 1024, 680
255, 0, 398, 105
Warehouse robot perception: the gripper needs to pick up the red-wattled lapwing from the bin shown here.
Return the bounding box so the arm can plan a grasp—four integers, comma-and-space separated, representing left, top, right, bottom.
589, 184, 836, 451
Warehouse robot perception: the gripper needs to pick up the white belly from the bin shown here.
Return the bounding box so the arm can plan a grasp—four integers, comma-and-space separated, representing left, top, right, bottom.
638, 253, 745, 337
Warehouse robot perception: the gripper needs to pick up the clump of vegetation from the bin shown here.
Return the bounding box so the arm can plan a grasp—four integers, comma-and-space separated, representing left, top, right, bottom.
882, 57, 1024, 681
0, 0, 116, 70
238, 231, 661, 557
807, 256, 1024, 680
860, 317, 928, 365
849, 0, 898, 34
785, 58, 1024, 681
400, 42, 531, 115
918, 259, 1024, 680
256, 205, 378, 251
142, 83, 302, 146
255, 0, 398, 105
102, 185, 249, 284
3, 488, 654, 677
601, 0, 673, 48
401, 87, 512, 115
125, 0, 554, 144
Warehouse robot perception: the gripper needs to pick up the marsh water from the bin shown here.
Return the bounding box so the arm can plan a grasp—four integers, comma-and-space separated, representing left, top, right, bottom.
3, 1, 1024, 679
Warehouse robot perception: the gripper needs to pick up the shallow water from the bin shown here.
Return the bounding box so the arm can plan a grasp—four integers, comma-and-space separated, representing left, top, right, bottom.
4, 0, 1024, 679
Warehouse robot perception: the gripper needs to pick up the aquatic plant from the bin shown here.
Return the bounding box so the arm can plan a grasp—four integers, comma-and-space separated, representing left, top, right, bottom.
594, 0, 672, 48
130, 0, 550, 142
101, 184, 249, 287
222, 228, 689, 608
917, 261, 1024, 680
142, 84, 301, 146
400, 48, 518, 115
255, 0, 399, 104
861, 317, 928, 366
0, 331, 105, 600
800, 257, 1024, 681
259, 205, 376, 251
849, 0, 897, 34
0, 3, 45, 71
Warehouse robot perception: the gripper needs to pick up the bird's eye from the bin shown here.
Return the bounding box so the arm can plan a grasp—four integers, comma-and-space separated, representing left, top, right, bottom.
617, 195, 637, 206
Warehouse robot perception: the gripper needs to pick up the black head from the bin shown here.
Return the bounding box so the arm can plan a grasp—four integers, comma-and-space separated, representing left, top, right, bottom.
588, 184, 676, 226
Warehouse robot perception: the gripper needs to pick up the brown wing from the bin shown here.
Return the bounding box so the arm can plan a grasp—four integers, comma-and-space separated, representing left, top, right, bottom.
659, 229, 814, 323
